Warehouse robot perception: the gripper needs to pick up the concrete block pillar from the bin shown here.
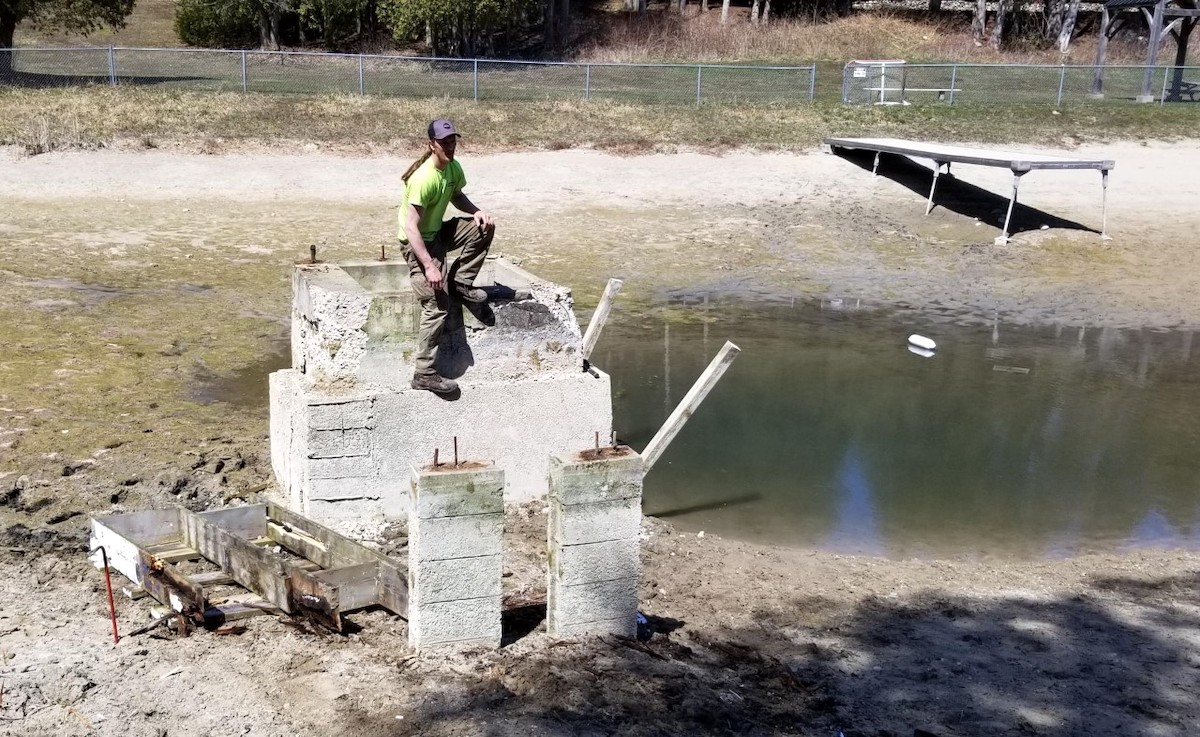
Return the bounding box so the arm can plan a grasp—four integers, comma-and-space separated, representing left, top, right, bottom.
547, 447, 643, 638
408, 463, 504, 650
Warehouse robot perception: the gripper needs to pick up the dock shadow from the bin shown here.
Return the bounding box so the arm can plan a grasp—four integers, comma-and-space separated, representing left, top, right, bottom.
834, 148, 1097, 238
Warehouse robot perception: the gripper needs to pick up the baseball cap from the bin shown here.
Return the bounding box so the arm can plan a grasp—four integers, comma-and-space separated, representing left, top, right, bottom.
428, 119, 460, 140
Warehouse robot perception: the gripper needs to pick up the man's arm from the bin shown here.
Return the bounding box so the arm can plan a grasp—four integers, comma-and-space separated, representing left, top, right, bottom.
452, 191, 494, 230
405, 203, 445, 292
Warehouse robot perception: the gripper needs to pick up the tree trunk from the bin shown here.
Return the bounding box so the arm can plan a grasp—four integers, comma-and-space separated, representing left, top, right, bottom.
1045, 0, 1063, 42
750, 0, 760, 25
762, 0, 770, 24
972, 0, 987, 45
543, 0, 556, 49
1056, 0, 1080, 52
721, 0, 730, 22
0, 10, 16, 77
989, 0, 1008, 49
259, 11, 281, 51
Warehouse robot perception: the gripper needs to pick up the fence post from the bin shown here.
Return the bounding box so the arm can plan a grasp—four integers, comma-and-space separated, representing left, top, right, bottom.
1160, 65, 1170, 104
949, 64, 958, 105
695, 65, 703, 107
842, 64, 849, 103
241, 51, 247, 93
1056, 64, 1066, 107
358, 54, 364, 95
585, 64, 591, 100
473, 59, 479, 102
108, 47, 116, 87
808, 65, 816, 101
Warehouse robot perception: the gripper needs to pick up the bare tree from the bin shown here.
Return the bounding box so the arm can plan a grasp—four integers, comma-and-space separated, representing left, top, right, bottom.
750, 0, 760, 24
1057, 0, 1080, 52
972, 0, 987, 45
721, 0, 730, 22
989, 0, 1009, 49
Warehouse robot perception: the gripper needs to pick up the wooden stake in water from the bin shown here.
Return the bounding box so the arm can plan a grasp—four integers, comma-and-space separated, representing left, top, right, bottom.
581, 278, 624, 361
642, 341, 741, 473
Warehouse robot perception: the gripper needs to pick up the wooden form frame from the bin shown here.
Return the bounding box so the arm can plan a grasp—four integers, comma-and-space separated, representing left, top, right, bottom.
90, 503, 407, 632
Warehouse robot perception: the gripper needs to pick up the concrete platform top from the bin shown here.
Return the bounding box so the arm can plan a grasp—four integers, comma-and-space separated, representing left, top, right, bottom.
291, 256, 586, 388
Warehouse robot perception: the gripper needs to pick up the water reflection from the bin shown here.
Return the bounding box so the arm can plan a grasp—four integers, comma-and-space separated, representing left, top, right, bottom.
601, 297, 1200, 559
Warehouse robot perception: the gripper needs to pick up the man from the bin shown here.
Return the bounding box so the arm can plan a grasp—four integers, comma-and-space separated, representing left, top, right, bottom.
398, 118, 495, 395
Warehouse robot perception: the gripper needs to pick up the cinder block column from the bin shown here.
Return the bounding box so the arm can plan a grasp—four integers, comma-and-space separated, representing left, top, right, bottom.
547, 448, 643, 638
408, 463, 504, 650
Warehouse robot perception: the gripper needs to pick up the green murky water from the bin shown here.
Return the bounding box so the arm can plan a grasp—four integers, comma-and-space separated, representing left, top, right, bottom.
596, 296, 1200, 559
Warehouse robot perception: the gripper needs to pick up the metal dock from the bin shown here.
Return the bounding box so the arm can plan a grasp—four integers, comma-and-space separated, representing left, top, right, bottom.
823, 137, 1115, 244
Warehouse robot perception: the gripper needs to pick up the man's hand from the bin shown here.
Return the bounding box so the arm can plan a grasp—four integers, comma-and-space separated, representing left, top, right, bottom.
423, 262, 444, 292
472, 210, 494, 231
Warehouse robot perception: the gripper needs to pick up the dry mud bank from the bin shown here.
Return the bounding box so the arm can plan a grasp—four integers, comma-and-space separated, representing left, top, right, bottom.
1, 143, 1198, 736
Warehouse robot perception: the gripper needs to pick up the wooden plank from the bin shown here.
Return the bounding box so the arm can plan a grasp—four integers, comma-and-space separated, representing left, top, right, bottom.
374, 562, 408, 618
189, 571, 235, 588
311, 563, 380, 611
181, 508, 296, 614
581, 278, 624, 360
203, 601, 276, 626
143, 545, 202, 564
137, 549, 206, 618
194, 506, 267, 540
286, 568, 342, 631
267, 502, 409, 617
267, 521, 333, 569
642, 340, 741, 472
96, 509, 182, 548
90, 517, 145, 584
266, 503, 393, 567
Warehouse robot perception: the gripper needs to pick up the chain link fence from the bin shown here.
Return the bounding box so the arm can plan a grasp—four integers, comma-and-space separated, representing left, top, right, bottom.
0, 47, 818, 106
843, 60, 1200, 106
5, 48, 1195, 107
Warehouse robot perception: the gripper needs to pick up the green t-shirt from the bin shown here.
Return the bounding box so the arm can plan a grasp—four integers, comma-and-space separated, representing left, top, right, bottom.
398, 157, 467, 244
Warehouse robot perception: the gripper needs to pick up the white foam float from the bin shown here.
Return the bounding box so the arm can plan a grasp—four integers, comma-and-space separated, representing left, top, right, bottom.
908, 334, 937, 352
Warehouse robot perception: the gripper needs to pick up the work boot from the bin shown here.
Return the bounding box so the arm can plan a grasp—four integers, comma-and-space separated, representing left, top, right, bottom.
453, 283, 489, 304
411, 373, 458, 395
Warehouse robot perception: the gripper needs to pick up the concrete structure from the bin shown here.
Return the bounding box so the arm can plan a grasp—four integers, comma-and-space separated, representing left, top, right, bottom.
269, 257, 613, 529
546, 447, 644, 638
408, 464, 504, 649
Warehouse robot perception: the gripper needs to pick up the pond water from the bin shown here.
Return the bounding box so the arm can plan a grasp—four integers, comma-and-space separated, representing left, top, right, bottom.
595, 296, 1200, 559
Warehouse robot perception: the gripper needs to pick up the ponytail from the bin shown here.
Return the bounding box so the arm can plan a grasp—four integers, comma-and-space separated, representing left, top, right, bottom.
402, 149, 432, 183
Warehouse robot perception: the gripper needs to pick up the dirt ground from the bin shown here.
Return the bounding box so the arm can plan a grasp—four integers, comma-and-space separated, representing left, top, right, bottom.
1, 140, 1199, 737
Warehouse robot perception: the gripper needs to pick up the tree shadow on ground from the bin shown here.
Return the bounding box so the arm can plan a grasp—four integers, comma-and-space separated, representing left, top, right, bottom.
338, 570, 1200, 736
0, 70, 216, 89
833, 148, 1099, 238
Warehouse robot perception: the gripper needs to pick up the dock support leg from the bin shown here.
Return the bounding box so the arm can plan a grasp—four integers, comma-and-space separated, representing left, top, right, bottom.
997, 172, 1023, 245
872, 151, 881, 175
1100, 170, 1111, 241
925, 162, 944, 216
